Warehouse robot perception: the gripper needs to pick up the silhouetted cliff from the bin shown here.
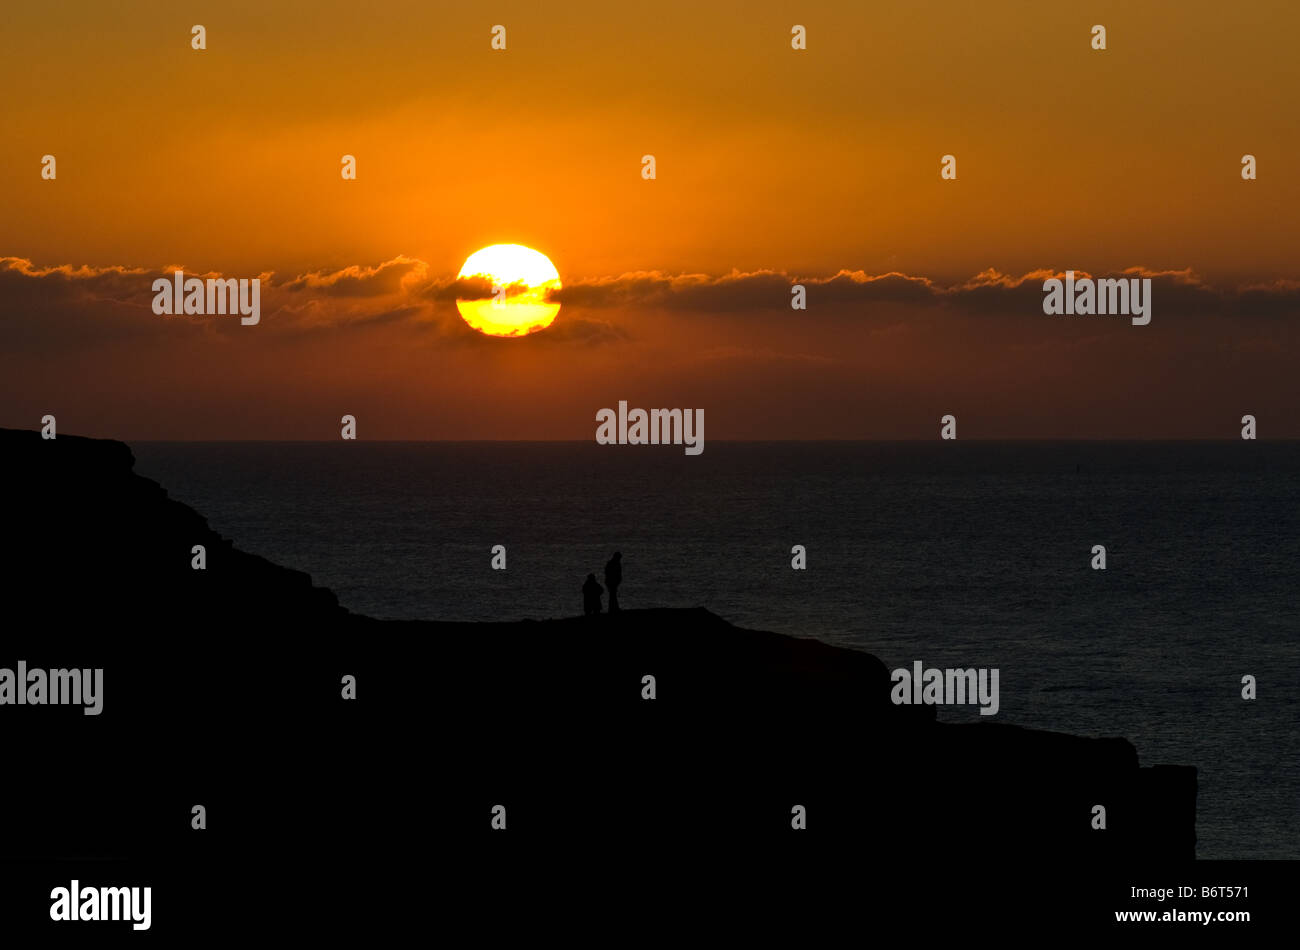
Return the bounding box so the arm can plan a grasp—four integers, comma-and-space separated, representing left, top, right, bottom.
0, 428, 1195, 875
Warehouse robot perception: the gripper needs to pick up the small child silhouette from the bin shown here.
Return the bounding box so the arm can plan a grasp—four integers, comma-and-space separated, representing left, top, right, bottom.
582, 573, 604, 616
604, 551, 623, 613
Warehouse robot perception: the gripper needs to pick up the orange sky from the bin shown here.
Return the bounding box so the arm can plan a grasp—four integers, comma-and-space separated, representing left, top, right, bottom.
1, 1, 1298, 438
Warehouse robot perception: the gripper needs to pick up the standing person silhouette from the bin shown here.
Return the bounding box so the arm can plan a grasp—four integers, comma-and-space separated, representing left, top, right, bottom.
604, 551, 623, 613
582, 573, 604, 616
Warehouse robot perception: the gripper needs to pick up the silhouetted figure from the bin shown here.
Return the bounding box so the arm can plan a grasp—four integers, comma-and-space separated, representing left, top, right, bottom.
604, 551, 623, 613
582, 573, 604, 616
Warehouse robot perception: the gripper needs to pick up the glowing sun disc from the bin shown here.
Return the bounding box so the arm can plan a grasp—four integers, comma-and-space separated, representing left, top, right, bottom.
456, 244, 561, 337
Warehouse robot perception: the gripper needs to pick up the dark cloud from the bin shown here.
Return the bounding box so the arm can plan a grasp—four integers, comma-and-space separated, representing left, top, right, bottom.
2, 256, 1296, 358
275, 256, 425, 297
417, 275, 529, 302
552, 265, 1299, 320
549, 268, 943, 310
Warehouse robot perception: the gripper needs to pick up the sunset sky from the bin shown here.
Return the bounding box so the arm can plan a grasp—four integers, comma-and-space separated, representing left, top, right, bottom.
2, 0, 1298, 439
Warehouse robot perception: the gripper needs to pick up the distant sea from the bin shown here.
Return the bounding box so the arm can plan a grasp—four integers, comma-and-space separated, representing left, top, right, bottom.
132, 441, 1300, 860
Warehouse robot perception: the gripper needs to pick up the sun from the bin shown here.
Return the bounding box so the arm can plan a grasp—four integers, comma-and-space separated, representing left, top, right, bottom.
456, 244, 561, 337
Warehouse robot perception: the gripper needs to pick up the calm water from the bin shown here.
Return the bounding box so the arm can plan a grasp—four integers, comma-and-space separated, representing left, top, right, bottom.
132, 441, 1300, 859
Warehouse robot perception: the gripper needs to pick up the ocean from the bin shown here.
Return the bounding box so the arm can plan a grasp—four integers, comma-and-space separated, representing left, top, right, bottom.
131, 440, 1300, 860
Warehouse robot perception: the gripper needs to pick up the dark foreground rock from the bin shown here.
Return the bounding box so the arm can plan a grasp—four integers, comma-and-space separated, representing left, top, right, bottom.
0, 428, 1196, 873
